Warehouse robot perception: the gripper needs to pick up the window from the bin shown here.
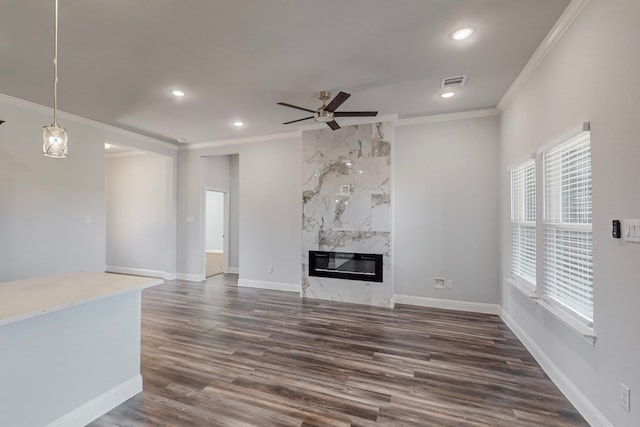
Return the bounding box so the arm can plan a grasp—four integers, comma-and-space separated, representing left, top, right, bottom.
543, 131, 593, 325
510, 160, 536, 291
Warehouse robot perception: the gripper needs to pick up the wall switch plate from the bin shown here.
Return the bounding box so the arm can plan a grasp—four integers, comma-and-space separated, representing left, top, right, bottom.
623, 220, 640, 243
446, 279, 453, 289
434, 277, 445, 289
267, 265, 274, 273
620, 383, 631, 411
186, 216, 195, 223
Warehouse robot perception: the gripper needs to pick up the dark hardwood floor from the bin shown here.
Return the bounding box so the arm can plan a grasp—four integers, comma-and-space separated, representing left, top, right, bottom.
91, 274, 587, 426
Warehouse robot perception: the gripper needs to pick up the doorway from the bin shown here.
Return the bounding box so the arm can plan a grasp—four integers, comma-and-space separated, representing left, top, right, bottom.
205, 190, 227, 277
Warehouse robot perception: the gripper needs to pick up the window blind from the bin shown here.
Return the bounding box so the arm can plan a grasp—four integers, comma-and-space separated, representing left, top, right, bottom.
543, 131, 593, 324
511, 160, 536, 288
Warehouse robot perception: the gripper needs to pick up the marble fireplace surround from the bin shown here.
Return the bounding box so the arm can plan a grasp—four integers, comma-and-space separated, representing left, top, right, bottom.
301, 122, 392, 307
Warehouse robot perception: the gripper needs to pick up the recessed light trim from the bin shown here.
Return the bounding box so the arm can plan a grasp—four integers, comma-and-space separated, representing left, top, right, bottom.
171, 89, 186, 97
451, 27, 474, 40
441, 91, 456, 99
233, 121, 244, 127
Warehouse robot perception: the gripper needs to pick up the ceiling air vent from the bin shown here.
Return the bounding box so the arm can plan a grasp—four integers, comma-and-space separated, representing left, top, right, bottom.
441, 75, 467, 89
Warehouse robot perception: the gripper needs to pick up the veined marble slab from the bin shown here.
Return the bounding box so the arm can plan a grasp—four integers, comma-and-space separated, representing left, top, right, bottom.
302, 122, 393, 307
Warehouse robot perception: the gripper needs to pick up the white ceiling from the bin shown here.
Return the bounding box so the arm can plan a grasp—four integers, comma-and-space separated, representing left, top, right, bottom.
0, 0, 569, 144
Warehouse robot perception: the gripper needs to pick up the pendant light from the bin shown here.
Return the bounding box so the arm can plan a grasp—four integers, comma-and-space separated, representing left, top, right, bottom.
43, 0, 68, 158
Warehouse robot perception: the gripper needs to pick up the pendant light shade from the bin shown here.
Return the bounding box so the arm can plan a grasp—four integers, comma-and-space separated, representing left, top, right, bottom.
43, 0, 67, 158
43, 125, 68, 158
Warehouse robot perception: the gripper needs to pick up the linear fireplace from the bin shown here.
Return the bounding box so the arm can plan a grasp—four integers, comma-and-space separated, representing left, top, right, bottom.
309, 251, 383, 282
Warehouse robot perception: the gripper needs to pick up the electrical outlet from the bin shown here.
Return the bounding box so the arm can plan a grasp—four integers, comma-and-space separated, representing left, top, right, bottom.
434, 277, 445, 289
620, 383, 631, 411
446, 279, 453, 289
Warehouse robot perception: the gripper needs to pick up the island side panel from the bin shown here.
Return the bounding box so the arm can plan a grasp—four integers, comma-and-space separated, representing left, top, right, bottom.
0, 291, 143, 427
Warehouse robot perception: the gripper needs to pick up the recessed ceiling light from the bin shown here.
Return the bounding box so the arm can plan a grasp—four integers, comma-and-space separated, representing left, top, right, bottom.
441, 91, 456, 99
451, 27, 474, 40
233, 121, 244, 127
171, 89, 186, 97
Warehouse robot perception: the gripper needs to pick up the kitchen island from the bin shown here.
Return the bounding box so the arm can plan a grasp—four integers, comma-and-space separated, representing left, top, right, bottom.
0, 272, 162, 427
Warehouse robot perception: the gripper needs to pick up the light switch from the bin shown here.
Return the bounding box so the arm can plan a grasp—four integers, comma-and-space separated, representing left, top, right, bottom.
186, 216, 195, 223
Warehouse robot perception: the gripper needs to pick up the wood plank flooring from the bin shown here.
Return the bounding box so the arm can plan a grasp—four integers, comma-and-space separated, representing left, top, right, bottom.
91, 275, 588, 426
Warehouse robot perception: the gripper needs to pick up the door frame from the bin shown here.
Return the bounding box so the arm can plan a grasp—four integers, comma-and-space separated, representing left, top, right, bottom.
203, 188, 230, 276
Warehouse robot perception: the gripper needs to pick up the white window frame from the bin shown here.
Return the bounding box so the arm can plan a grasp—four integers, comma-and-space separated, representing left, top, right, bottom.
509, 159, 537, 295
506, 126, 596, 342
541, 129, 594, 337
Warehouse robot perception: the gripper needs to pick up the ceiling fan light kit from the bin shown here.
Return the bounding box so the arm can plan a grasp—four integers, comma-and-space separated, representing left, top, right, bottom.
314, 110, 334, 123
278, 91, 378, 131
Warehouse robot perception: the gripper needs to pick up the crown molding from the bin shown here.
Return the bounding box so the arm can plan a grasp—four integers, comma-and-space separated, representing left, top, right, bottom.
396, 108, 499, 127
179, 131, 302, 151
180, 114, 399, 151
0, 92, 177, 152
105, 150, 150, 159
497, 0, 590, 110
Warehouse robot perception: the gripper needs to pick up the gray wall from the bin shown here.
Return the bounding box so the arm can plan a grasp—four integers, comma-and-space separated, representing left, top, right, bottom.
106, 153, 174, 275
177, 139, 301, 284
394, 116, 499, 304
499, 0, 640, 425
0, 100, 102, 281
201, 154, 239, 270
0, 95, 176, 283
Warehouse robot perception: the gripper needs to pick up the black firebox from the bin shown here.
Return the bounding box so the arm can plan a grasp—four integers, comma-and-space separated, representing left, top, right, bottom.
309, 251, 383, 282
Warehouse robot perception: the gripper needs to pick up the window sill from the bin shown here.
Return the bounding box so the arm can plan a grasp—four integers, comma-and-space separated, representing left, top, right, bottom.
537, 298, 596, 345
505, 277, 596, 346
505, 277, 537, 299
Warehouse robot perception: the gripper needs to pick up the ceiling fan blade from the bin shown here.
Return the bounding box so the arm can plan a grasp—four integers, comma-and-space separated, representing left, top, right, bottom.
327, 120, 340, 131
282, 116, 314, 125
324, 92, 351, 112
333, 111, 378, 117
277, 102, 315, 113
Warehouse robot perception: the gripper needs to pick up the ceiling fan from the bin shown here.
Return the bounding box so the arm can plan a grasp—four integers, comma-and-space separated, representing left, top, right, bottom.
278, 91, 377, 130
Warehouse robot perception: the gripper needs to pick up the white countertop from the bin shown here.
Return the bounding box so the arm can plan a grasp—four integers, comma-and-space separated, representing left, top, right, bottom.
0, 272, 163, 327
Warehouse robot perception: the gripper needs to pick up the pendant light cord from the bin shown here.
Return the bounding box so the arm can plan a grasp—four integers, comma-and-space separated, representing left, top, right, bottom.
53, 0, 59, 126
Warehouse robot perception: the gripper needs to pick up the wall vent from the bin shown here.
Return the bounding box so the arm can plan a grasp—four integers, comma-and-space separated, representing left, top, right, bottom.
441, 75, 467, 89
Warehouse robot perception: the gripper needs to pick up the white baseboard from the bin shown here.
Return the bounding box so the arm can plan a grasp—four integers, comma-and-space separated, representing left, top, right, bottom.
499, 309, 613, 427
206, 249, 223, 254
46, 375, 142, 427
106, 266, 169, 280
392, 294, 500, 315
175, 272, 206, 282
227, 267, 239, 274
238, 279, 300, 293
